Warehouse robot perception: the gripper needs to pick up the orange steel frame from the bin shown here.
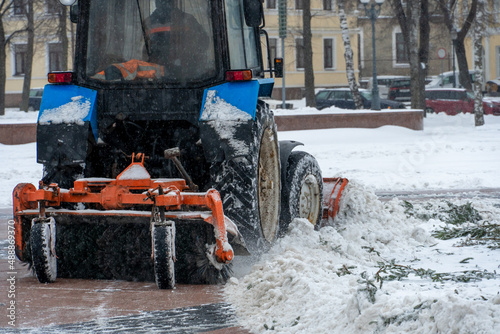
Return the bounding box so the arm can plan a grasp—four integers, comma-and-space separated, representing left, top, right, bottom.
13, 154, 233, 265
322, 177, 349, 223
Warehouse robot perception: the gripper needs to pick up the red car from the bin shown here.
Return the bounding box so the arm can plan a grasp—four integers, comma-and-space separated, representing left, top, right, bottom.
425, 88, 500, 115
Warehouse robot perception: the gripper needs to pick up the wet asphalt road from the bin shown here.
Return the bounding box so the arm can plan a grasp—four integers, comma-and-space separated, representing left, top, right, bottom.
0, 209, 250, 333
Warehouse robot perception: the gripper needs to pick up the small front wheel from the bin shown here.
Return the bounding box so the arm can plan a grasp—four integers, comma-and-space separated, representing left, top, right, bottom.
152, 222, 176, 289
281, 151, 323, 233
30, 218, 57, 283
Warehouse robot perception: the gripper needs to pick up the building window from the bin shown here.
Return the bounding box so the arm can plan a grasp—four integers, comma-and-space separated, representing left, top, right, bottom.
296, 38, 304, 69
324, 38, 334, 69
266, 0, 277, 9
395, 32, 409, 63
49, 43, 64, 72
296, 0, 304, 10
13, 44, 27, 76
324, 0, 332, 10
13, 0, 26, 15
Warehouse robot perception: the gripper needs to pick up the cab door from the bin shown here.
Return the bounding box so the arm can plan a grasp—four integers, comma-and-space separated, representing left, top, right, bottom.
224, 0, 262, 73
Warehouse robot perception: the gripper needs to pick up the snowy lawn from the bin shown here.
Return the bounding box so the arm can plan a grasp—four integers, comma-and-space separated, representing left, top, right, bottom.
1, 107, 500, 333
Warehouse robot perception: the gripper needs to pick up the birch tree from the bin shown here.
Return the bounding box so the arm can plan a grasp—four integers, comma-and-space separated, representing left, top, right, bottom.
338, 0, 362, 109
473, 0, 484, 126
408, 1, 420, 110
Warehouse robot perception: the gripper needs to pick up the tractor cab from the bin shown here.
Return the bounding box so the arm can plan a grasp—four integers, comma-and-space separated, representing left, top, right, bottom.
67, 0, 267, 87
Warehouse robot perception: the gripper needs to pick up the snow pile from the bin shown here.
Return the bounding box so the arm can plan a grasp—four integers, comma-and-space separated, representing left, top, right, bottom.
225, 182, 500, 333
117, 164, 151, 180
38, 96, 91, 125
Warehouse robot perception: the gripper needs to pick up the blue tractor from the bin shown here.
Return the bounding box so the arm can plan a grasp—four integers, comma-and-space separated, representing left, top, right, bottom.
13, 0, 324, 288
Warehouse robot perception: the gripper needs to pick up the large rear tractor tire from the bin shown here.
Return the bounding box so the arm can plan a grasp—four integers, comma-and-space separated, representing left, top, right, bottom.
258, 122, 281, 243
281, 151, 323, 232
211, 101, 281, 254
30, 218, 57, 283
152, 222, 176, 289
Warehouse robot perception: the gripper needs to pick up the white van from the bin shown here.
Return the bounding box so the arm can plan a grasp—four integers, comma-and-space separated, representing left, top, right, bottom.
426, 70, 476, 89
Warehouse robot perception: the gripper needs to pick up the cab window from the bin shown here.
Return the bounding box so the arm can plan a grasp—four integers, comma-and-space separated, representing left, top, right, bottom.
225, 0, 259, 69
85, 0, 216, 84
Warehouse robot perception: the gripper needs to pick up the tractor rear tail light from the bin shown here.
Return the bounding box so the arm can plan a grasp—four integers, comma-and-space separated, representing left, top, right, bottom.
48, 72, 74, 84
226, 70, 252, 82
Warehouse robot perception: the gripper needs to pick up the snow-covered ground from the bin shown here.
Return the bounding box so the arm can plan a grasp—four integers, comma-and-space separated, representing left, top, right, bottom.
1, 107, 500, 333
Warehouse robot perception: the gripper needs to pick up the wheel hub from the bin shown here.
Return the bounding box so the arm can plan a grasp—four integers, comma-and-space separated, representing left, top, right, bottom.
299, 175, 321, 226
258, 127, 281, 242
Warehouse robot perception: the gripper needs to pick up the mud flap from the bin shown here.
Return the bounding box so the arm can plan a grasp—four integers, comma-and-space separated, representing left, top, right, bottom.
37, 85, 98, 169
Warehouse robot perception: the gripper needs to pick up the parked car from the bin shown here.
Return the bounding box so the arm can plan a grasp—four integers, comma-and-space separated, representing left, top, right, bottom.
426, 70, 476, 89
388, 78, 411, 102
28, 88, 43, 111
425, 88, 500, 115
367, 75, 409, 99
486, 79, 500, 95
315, 88, 407, 110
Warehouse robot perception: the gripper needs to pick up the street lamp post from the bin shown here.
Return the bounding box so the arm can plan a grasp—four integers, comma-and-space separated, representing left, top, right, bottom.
360, 0, 385, 110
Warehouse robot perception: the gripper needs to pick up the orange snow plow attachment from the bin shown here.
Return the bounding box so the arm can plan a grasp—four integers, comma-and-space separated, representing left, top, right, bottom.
13, 153, 238, 285
321, 177, 349, 225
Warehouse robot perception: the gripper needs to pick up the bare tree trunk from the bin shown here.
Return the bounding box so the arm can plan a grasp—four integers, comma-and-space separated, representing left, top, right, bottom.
20, 0, 34, 112
473, 0, 484, 126
391, 0, 429, 110
408, 1, 420, 110
302, 0, 316, 107
338, 0, 362, 109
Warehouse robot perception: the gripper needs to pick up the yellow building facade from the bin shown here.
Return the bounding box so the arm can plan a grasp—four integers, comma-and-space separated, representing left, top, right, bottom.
263, 0, 361, 99
3, 1, 73, 107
